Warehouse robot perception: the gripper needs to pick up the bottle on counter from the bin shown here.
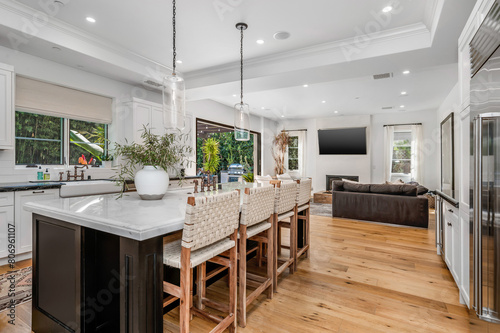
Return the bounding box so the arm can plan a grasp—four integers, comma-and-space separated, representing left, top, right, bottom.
37, 166, 43, 180
43, 168, 50, 180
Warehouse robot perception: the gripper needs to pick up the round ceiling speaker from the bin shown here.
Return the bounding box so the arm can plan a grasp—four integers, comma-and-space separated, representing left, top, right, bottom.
273, 31, 291, 40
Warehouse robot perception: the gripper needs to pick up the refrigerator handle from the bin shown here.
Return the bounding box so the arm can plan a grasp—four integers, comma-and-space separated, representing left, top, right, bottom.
473, 117, 482, 316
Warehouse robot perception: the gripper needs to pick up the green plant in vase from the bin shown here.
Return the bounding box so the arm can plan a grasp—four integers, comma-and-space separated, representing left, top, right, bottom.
113, 126, 193, 199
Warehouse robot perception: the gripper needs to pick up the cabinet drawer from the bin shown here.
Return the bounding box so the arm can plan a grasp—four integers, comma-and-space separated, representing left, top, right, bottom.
0, 192, 14, 207
443, 203, 458, 223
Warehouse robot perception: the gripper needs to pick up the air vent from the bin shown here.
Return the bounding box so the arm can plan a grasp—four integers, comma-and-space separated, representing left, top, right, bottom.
373, 73, 393, 80
381, 106, 393, 110
144, 80, 163, 88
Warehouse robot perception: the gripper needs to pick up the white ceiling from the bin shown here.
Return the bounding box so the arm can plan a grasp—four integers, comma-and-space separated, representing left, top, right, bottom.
0, 0, 476, 120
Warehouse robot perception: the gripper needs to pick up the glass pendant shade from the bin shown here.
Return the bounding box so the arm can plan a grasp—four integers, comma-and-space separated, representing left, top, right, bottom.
163, 74, 185, 130
234, 102, 250, 141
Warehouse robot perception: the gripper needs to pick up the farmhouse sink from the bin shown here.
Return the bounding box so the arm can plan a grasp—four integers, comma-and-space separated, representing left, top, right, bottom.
59, 180, 122, 198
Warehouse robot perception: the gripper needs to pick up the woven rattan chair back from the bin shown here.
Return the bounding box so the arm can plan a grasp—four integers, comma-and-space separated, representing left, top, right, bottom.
274, 182, 298, 214
297, 179, 312, 206
182, 191, 240, 251
240, 186, 275, 227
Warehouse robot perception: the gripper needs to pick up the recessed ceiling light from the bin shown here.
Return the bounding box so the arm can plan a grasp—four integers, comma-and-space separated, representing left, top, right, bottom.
334, 111, 339, 114
382, 6, 393, 13
281, 115, 285, 118
273, 31, 291, 40
400, 105, 405, 108
322, 101, 326, 104
232, 94, 237, 97
256, 39, 264, 45
303, 84, 309, 88
86, 17, 96, 23
261, 107, 265, 110
176, 60, 183, 64
403, 70, 410, 75
401, 91, 407, 95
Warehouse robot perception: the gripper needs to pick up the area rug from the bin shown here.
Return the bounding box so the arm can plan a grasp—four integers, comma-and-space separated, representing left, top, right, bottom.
0, 267, 32, 312
310, 202, 332, 217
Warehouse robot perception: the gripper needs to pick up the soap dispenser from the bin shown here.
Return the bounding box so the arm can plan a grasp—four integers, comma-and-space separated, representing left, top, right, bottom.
37, 166, 43, 180
43, 168, 50, 180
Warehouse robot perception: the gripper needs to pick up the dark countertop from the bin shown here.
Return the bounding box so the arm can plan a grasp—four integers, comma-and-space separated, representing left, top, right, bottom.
434, 190, 459, 208
0, 182, 64, 192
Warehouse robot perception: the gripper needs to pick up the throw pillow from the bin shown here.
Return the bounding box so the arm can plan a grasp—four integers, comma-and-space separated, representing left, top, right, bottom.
332, 180, 344, 191
344, 182, 370, 193
370, 184, 417, 196
342, 178, 358, 183
277, 173, 293, 181
416, 185, 429, 195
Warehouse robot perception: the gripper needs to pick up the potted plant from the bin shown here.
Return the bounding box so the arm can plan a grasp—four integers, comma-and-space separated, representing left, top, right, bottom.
114, 126, 192, 200
272, 131, 290, 175
202, 137, 220, 176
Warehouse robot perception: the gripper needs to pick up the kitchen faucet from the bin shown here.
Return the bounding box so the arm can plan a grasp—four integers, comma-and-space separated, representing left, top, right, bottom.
60, 165, 88, 181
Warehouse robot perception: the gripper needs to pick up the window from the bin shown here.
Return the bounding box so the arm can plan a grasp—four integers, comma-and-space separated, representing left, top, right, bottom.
15, 111, 108, 166
391, 131, 412, 175
15, 112, 63, 165
288, 136, 299, 171
195, 119, 260, 182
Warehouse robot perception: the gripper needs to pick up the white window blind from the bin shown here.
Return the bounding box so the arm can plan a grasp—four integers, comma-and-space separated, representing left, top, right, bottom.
15, 76, 113, 123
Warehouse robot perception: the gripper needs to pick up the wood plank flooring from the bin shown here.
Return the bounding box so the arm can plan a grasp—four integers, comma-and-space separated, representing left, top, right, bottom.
0, 210, 471, 332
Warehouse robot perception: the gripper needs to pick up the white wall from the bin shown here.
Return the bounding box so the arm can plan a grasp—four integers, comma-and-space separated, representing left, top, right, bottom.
186, 99, 278, 176
371, 110, 439, 189
282, 115, 372, 192
282, 110, 440, 192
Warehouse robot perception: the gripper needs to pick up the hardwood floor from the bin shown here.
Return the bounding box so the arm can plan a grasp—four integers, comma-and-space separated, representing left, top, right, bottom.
0, 211, 470, 332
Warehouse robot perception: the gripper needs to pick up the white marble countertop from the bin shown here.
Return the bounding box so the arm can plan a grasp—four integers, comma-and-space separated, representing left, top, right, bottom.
23, 184, 269, 241
24, 190, 193, 241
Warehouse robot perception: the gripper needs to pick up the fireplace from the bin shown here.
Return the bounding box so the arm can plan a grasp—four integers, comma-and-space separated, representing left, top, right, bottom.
326, 175, 359, 191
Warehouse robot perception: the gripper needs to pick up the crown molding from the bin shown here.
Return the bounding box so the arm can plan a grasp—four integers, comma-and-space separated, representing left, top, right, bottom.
186, 23, 430, 85
423, 0, 445, 43
0, 0, 172, 75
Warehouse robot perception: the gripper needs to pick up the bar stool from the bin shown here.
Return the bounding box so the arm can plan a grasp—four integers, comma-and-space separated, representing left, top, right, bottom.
237, 186, 275, 327
295, 179, 312, 268
272, 181, 299, 291
162, 191, 240, 333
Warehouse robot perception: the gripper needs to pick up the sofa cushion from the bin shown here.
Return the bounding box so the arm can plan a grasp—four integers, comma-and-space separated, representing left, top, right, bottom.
332, 180, 344, 191
416, 185, 429, 195
369, 184, 417, 196
344, 182, 370, 193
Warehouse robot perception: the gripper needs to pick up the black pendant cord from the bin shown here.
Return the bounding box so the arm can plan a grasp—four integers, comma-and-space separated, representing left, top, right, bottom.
240, 27, 244, 105
172, 0, 177, 75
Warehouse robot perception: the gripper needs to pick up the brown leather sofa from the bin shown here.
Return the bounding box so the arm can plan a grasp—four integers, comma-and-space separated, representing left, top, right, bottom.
331, 181, 429, 228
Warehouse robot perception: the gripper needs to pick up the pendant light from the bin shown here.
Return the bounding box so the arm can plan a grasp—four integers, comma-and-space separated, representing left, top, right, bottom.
163, 0, 185, 130
234, 23, 250, 141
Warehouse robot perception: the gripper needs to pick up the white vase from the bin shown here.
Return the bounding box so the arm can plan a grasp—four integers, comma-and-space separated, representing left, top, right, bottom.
135, 166, 169, 200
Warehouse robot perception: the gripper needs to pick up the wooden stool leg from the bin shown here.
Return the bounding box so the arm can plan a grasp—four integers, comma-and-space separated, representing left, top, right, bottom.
273, 213, 278, 292
290, 214, 297, 274
266, 219, 274, 299
257, 242, 263, 267
305, 207, 311, 258
277, 224, 282, 255
196, 263, 206, 310
180, 247, 191, 333
229, 231, 238, 332
238, 226, 247, 328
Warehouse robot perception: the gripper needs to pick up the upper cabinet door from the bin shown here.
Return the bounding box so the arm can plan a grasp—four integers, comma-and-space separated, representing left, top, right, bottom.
0, 65, 14, 149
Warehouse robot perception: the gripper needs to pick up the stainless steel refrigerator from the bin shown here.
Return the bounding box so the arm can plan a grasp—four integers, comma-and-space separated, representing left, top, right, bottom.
470, 3, 500, 331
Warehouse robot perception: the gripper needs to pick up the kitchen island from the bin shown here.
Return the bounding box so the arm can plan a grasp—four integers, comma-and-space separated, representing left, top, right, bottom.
24, 190, 193, 333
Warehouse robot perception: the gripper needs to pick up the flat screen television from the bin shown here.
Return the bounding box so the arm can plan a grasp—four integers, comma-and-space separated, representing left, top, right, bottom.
318, 127, 367, 155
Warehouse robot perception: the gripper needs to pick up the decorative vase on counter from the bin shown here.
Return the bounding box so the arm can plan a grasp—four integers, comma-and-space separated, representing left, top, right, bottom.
134, 166, 169, 200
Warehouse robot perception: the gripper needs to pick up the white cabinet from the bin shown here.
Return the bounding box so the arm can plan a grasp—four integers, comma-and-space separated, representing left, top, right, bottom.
0, 192, 14, 259
0, 63, 14, 150
14, 189, 58, 254
116, 98, 165, 145
443, 201, 460, 283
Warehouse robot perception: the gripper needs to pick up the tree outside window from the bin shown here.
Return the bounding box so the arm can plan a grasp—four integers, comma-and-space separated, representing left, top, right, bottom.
288, 136, 299, 171
391, 131, 412, 174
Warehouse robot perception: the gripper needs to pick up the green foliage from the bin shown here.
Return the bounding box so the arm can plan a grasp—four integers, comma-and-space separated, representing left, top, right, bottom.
196, 132, 254, 175
114, 126, 193, 191
69, 120, 108, 166
15, 111, 63, 165
242, 172, 254, 183
202, 138, 220, 174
